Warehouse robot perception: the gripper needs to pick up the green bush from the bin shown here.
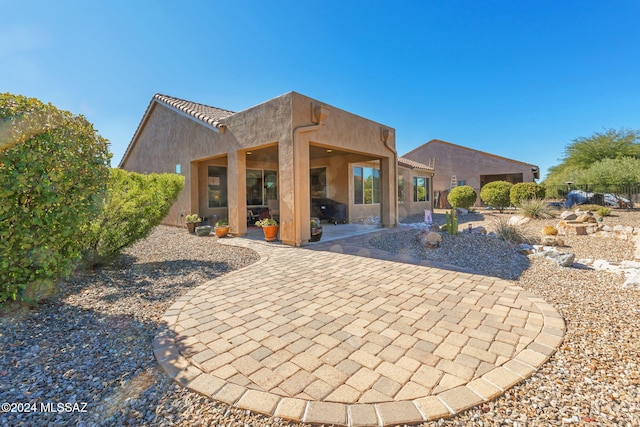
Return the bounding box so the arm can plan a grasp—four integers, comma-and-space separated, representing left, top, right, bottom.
0, 93, 111, 304
82, 168, 184, 267
447, 185, 477, 209
597, 207, 611, 217
510, 182, 545, 206
480, 181, 513, 211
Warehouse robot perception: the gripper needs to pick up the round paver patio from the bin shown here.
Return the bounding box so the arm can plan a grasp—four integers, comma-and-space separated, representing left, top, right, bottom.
154, 235, 565, 427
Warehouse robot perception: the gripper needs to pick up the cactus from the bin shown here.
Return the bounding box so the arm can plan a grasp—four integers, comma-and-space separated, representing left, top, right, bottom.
445, 208, 458, 235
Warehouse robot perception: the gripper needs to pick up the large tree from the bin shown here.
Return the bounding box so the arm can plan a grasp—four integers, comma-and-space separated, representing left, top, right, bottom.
562, 128, 640, 169
544, 128, 640, 187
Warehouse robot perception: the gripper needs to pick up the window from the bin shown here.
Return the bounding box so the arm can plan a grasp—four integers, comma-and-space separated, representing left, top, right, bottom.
354, 166, 380, 204
413, 176, 429, 202
398, 175, 405, 203
247, 169, 277, 206
310, 168, 326, 199
208, 166, 227, 208
458, 179, 466, 186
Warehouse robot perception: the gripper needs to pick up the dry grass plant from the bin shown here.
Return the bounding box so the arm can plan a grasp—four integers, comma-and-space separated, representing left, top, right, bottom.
492, 216, 532, 244
518, 198, 556, 219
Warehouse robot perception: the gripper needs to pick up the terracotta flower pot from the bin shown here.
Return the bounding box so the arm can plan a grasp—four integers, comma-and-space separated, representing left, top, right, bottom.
310, 226, 323, 242
261, 225, 279, 242
215, 226, 230, 238
186, 222, 199, 234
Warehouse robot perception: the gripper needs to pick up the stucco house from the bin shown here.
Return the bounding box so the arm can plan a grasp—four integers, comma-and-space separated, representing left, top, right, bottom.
402, 139, 539, 207
120, 92, 434, 246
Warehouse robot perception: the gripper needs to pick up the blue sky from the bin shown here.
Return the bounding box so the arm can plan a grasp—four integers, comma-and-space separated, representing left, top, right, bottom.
2, 1, 639, 179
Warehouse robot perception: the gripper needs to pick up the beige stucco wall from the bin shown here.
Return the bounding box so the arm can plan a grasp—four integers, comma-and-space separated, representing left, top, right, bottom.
397, 167, 435, 220
404, 141, 538, 200
120, 103, 232, 226
121, 91, 402, 245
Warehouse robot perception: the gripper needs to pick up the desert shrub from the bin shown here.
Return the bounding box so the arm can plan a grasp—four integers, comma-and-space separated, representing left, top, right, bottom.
480, 181, 513, 211
542, 225, 558, 236
579, 204, 602, 212
597, 207, 611, 217
0, 93, 111, 304
447, 185, 477, 209
82, 168, 184, 267
510, 182, 546, 206
492, 217, 530, 244
518, 198, 555, 219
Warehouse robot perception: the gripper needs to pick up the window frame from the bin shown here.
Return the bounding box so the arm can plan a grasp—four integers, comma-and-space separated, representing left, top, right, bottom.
413, 176, 430, 203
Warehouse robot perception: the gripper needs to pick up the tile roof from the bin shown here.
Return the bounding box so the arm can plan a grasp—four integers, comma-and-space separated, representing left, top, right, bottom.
403, 139, 537, 168
398, 156, 435, 171
119, 94, 235, 167
153, 93, 235, 128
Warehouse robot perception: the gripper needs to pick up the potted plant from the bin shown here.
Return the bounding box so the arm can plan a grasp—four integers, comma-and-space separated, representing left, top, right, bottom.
310, 218, 323, 242
255, 217, 279, 242
215, 219, 230, 238
185, 214, 202, 234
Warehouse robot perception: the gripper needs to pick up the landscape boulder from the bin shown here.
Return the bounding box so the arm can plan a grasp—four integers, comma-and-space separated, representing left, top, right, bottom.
509, 215, 530, 226
533, 249, 576, 267
560, 210, 578, 220
541, 236, 564, 246
417, 230, 443, 248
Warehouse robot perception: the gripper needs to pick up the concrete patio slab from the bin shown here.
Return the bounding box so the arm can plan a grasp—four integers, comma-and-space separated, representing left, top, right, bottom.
155, 229, 564, 426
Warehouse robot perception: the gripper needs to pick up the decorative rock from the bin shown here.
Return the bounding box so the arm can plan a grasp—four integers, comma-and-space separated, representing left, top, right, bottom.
560, 211, 577, 220
519, 243, 534, 255
541, 236, 564, 246
575, 225, 587, 235
509, 215, 530, 226
417, 231, 443, 248
473, 226, 487, 235
533, 249, 575, 267
456, 207, 469, 215
622, 271, 640, 290
195, 225, 212, 236
556, 221, 570, 236
576, 213, 597, 223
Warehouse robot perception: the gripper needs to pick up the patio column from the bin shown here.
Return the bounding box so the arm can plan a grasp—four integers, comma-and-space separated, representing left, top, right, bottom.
379, 155, 398, 228
227, 150, 247, 236
279, 137, 310, 246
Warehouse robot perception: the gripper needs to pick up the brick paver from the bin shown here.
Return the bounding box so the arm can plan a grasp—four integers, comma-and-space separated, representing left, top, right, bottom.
154, 230, 565, 427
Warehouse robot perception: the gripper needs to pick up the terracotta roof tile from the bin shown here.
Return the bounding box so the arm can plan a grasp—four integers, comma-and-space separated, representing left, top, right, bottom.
398, 156, 435, 171
154, 93, 235, 128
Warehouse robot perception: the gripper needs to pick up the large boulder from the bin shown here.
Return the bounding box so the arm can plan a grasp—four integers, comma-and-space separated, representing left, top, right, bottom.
533, 249, 575, 267
560, 210, 578, 220
417, 231, 443, 248
509, 215, 530, 226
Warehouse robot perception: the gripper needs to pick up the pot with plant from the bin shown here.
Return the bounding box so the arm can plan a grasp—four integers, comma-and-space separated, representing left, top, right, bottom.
255, 217, 279, 242
185, 214, 202, 234
310, 218, 323, 242
215, 219, 230, 238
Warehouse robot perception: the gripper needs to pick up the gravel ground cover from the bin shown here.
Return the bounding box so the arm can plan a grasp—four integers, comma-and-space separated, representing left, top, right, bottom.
1, 210, 639, 426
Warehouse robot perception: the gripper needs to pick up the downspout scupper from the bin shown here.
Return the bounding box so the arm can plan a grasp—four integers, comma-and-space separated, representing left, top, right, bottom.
291, 104, 329, 245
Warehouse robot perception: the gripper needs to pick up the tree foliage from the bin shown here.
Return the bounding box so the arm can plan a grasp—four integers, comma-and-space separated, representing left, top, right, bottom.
545, 128, 640, 187
0, 93, 111, 304
562, 128, 640, 169
480, 180, 513, 211
447, 185, 477, 209
579, 157, 640, 192
510, 182, 545, 206
82, 168, 184, 267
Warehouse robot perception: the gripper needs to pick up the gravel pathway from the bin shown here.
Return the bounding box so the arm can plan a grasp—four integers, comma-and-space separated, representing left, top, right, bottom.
1, 211, 639, 426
